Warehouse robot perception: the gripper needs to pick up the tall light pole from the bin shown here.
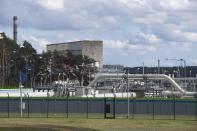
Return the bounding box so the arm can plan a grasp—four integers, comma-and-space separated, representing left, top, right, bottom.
49, 58, 52, 86
81, 63, 84, 86
165, 58, 182, 78
19, 71, 23, 117
81, 55, 85, 86
127, 68, 129, 119
25, 57, 28, 88
166, 58, 187, 88
21, 54, 31, 88
180, 59, 186, 88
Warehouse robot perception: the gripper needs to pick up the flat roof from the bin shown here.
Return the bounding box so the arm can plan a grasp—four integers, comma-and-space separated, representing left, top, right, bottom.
47, 40, 103, 46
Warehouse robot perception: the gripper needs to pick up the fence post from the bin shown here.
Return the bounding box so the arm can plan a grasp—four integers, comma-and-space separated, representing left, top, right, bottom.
113, 94, 116, 119
195, 94, 197, 121
7, 93, 9, 118
104, 97, 106, 119
66, 94, 68, 118
153, 89, 155, 120
54, 97, 56, 116
86, 95, 88, 118
159, 94, 162, 117
47, 93, 49, 118
173, 95, 175, 120
132, 95, 134, 119
27, 93, 29, 118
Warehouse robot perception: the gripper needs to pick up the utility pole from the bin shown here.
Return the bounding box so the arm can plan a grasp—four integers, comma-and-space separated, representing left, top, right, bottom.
127, 68, 130, 119
49, 58, 52, 86
81, 55, 85, 86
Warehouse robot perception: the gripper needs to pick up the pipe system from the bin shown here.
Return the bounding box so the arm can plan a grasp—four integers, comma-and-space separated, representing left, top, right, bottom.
88, 73, 196, 96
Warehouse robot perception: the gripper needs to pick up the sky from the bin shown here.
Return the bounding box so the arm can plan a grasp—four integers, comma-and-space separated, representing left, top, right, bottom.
0, 0, 197, 67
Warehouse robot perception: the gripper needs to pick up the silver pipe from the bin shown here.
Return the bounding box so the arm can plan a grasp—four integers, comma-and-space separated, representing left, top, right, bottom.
88, 73, 196, 96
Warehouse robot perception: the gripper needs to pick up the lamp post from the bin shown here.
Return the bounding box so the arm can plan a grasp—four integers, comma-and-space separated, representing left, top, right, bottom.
49, 58, 52, 86
126, 68, 130, 119
19, 71, 23, 117
28, 68, 32, 88
22, 55, 31, 88
165, 58, 181, 77
165, 58, 187, 88
79, 56, 85, 86
86, 63, 94, 85
180, 59, 187, 88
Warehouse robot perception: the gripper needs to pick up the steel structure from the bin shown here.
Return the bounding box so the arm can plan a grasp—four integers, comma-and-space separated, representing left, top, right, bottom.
88, 73, 196, 96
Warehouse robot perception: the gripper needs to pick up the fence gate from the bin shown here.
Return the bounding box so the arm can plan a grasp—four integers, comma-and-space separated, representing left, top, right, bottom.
104, 97, 115, 119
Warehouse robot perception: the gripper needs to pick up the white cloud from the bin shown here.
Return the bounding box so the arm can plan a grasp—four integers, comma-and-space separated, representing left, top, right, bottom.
190, 59, 197, 66
138, 32, 161, 43
1, 0, 197, 66
36, 0, 64, 11
159, 0, 190, 10
104, 40, 157, 54
116, 0, 151, 10
173, 30, 197, 42
22, 35, 50, 53
169, 41, 192, 52
57, 32, 65, 39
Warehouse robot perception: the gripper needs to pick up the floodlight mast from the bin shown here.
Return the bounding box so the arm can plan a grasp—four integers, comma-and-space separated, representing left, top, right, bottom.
127, 68, 129, 119
165, 58, 187, 88
19, 71, 23, 118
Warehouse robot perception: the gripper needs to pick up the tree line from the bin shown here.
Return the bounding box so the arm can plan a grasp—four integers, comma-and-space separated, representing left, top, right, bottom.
0, 33, 96, 88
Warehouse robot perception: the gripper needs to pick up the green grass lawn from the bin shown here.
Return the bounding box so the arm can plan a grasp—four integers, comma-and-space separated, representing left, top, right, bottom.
0, 118, 196, 131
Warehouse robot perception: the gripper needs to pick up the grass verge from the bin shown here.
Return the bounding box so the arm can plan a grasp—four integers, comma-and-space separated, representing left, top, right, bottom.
0, 118, 196, 131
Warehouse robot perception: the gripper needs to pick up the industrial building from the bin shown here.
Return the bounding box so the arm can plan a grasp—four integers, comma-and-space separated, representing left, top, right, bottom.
47, 40, 103, 68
